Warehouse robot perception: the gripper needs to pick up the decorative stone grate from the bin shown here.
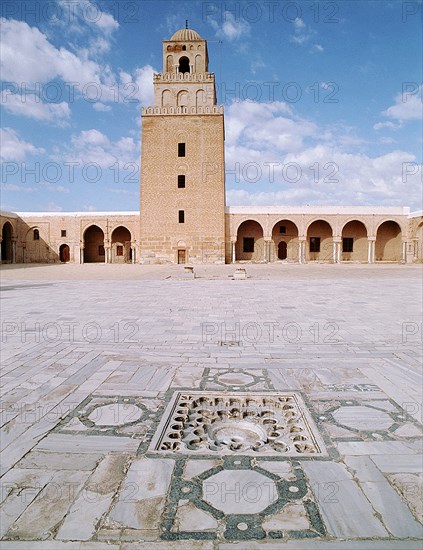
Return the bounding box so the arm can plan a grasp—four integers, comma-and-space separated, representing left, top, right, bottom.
149, 391, 328, 456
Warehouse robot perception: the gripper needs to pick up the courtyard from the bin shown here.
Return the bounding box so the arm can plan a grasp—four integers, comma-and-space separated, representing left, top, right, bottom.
0, 263, 422, 549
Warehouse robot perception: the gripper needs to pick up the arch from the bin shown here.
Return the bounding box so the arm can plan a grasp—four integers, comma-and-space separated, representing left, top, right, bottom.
177, 90, 189, 107
341, 220, 368, 262
375, 220, 402, 261
178, 56, 190, 74
166, 54, 173, 73
414, 221, 423, 261
83, 225, 105, 263
194, 54, 202, 73
1, 221, 13, 263
59, 244, 70, 263
196, 89, 206, 108
161, 89, 172, 108
271, 219, 299, 262
306, 220, 333, 262
111, 225, 132, 263
235, 220, 264, 262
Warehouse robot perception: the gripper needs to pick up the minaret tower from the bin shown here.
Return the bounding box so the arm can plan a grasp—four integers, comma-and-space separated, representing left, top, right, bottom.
140, 26, 226, 264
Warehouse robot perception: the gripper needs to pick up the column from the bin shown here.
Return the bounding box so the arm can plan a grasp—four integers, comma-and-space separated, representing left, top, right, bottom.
299, 238, 306, 264
367, 238, 375, 263
12, 240, 16, 263
231, 241, 236, 263
80, 245, 84, 264
332, 241, 337, 263
0, 238, 2, 263
401, 241, 407, 263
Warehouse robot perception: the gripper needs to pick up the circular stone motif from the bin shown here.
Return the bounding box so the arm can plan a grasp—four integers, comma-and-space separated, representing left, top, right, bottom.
203, 470, 277, 514
217, 372, 255, 386
208, 420, 267, 450
332, 406, 393, 431
87, 403, 143, 426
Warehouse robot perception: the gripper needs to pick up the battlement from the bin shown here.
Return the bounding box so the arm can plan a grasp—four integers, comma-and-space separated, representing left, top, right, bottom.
141, 105, 224, 115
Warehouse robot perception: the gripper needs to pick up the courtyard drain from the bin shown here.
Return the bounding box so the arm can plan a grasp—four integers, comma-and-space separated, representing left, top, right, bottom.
150, 391, 328, 456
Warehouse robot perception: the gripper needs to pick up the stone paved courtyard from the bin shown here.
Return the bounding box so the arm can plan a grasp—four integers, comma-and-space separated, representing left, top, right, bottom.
0, 264, 422, 549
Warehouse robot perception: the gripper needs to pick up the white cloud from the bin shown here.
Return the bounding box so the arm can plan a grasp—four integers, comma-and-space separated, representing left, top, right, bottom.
93, 102, 112, 112
289, 18, 316, 45
210, 12, 250, 41
44, 201, 64, 211
1, 91, 70, 125
132, 65, 155, 106
373, 121, 402, 130
224, 101, 421, 207
382, 85, 423, 121
311, 44, 324, 53
61, 129, 140, 169
0, 128, 45, 161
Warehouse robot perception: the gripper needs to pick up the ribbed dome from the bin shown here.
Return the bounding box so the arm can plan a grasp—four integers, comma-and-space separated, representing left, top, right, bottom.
170, 28, 202, 41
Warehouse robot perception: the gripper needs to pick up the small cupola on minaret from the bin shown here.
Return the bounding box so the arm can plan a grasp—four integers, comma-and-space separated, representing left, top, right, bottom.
162, 26, 209, 75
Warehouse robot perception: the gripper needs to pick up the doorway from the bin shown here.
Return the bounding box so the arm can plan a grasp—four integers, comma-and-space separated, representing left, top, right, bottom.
278, 241, 287, 260
59, 244, 70, 263
178, 249, 186, 264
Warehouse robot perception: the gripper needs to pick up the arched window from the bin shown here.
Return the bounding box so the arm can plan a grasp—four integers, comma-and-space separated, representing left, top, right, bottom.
178, 56, 190, 74
33, 229, 40, 240
182, 45, 186, 51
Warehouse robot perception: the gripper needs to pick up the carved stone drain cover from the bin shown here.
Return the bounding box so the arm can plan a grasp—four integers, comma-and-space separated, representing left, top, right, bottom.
149, 392, 328, 456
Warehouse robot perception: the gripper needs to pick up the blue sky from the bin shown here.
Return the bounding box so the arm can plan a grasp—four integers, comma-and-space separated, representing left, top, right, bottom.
1, 0, 422, 212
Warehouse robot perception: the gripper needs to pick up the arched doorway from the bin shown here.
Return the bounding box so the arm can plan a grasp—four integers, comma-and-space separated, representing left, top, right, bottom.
1, 222, 13, 263
278, 241, 287, 260
375, 221, 402, 261
178, 56, 190, 74
271, 220, 299, 262
307, 220, 333, 262
59, 244, 70, 263
235, 220, 264, 261
111, 226, 131, 263
83, 225, 105, 263
341, 220, 368, 262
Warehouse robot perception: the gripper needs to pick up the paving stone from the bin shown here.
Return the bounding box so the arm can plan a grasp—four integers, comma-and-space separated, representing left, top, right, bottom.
262, 502, 310, 531
394, 423, 422, 437
15, 451, 102, 471
35, 434, 140, 453
303, 461, 388, 537
203, 469, 277, 514
184, 459, 220, 479
332, 405, 394, 430
345, 456, 422, 537
371, 455, 423, 473
172, 500, 218, 532
337, 441, 416, 456
5, 470, 91, 540
256, 460, 295, 480
56, 454, 129, 540
108, 457, 174, 530
389, 473, 423, 522
87, 403, 143, 426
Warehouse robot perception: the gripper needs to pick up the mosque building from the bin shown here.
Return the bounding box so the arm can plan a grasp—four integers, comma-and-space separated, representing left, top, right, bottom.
1, 28, 422, 265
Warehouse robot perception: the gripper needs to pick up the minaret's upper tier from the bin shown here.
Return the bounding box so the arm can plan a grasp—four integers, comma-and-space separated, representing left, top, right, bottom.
162, 27, 209, 75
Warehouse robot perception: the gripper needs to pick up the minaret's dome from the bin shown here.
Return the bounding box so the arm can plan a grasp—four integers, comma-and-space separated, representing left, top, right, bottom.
170, 28, 202, 41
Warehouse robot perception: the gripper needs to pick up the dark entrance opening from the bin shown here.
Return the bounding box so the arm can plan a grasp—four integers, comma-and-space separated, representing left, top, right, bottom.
278, 241, 287, 260
1, 222, 13, 262
178, 249, 186, 264
59, 244, 70, 263
178, 56, 190, 74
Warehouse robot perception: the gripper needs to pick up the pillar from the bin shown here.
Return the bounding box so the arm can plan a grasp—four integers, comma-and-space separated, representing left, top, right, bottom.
367, 238, 375, 263
299, 238, 306, 264
12, 239, 16, 264
231, 240, 236, 263
80, 245, 84, 264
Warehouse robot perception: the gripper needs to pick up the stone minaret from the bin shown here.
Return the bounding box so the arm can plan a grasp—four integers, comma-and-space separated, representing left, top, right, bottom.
140, 27, 226, 264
